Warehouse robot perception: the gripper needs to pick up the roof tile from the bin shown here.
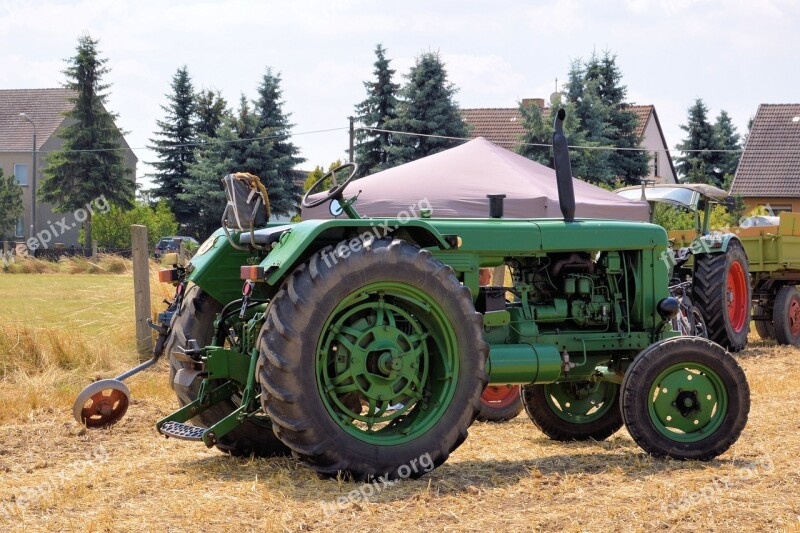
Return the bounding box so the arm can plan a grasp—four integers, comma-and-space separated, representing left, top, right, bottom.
730, 104, 800, 197
0, 88, 75, 151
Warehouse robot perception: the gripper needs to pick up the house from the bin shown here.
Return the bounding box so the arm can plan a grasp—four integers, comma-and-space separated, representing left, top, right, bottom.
730, 104, 800, 214
0, 88, 137, 247
461, 99, 677, 183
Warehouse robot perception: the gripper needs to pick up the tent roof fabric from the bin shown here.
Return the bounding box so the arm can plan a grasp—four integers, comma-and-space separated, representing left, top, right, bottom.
301, 137, 650, 222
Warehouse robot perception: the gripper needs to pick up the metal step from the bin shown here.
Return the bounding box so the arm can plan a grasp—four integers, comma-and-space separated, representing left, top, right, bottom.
159, 421, 206, 441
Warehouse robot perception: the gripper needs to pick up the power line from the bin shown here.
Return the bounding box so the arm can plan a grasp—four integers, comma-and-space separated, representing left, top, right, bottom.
6, 122, 798, 156
358, 127, 790, 154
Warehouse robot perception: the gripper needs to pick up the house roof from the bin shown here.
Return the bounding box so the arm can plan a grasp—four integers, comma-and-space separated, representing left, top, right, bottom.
461, 107, 526, 148
730, 104, 800, 197
462, 103, 654, 148
0, 88, 75, 151
629, 105, 653, 138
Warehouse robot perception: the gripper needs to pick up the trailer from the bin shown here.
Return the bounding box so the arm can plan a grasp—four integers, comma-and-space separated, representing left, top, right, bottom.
734, 212, 800, 345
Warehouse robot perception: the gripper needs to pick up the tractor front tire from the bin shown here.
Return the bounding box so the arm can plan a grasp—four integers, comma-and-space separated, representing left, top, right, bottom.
773, 286, 800, 346
621, 336, 749, 461
258, 239, 489, 480
165, 284, 289, 457
692, 241, 751, 352
521, 381, 623, 441
477, 385, 523, 422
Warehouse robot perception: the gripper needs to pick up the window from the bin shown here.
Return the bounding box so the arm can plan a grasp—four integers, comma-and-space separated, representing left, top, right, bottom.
653, 151, 659, 177
14, 164, 28, 186
15, 216, 24, 238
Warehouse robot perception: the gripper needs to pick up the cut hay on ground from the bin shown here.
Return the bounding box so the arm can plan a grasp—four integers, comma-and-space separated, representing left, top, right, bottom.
0, 274, 798, 531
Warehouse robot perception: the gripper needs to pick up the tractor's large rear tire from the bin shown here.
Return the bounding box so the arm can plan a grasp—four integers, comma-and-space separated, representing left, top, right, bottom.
621, 336, 749, 461
692, 241, 750, 352
477, 385, 523, 422
166, 284, 289, 457
521, 381, 623, 441
257, 239, 489, 481
773, 286, 800, 346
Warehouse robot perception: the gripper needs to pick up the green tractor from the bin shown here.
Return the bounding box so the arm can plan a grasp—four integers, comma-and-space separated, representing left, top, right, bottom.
74, 110, 750, 480
616, 183, 751, 352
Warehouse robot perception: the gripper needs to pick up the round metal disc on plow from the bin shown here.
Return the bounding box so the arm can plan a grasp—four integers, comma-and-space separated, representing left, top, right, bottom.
73, 379, 130, 428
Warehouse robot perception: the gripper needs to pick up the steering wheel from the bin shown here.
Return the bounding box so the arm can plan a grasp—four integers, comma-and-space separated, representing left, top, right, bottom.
301, 162, 359, 208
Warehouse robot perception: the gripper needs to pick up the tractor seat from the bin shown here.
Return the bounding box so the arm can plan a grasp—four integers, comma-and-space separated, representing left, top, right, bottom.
238, 225, 292, 246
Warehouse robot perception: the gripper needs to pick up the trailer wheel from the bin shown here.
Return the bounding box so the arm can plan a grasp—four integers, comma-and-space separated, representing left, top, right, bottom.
258, 239, 488, 480
692, 240, 750, 351
621, 336, 749, 460
477, 385, 523, 422
773, 286, 800, 346
521, 381, 623, 441
166, 284, 289, 457
753, 304, 775, 340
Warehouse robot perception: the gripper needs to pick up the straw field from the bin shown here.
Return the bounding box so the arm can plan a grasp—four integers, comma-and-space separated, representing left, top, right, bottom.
0, 269, 798, 532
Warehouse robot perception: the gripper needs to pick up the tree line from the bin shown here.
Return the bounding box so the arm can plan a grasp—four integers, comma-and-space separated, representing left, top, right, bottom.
0, 36, 748, 242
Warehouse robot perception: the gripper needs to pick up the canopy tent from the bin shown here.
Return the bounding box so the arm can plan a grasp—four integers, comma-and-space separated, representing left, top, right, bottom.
301, 137, 650, 222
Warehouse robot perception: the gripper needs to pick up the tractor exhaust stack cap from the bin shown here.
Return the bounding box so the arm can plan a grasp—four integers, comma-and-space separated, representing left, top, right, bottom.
553, 108, 576, 222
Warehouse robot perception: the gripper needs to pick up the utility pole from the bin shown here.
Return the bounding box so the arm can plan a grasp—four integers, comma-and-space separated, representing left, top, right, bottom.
348, 116, 355, 163
19, 113, 37, 244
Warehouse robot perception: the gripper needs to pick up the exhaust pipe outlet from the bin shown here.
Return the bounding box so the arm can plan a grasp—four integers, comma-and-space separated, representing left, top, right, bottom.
552, 108, 576, 222
487, 194, 506, 218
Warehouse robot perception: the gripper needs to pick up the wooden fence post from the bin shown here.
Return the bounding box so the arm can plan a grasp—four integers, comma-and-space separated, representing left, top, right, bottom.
178, 240, 186, 265
131, 225, 152, 355
91, 240, 98, 261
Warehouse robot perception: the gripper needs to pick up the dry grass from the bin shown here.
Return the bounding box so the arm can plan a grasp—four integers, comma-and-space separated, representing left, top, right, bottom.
1, 254, 137, 275
0, 274, 799, 531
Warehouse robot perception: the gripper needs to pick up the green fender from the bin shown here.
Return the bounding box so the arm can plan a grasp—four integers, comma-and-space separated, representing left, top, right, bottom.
259, 218, 452, 285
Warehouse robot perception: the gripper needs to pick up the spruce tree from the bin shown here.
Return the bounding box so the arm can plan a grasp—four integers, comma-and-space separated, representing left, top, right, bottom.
714, 110, 741, 182
580, 51, 649, 185
353, 44, 399, 175
249, 68, 305, 216
183, 95, 253, 238
184, 70, 305, 237
194, 88, 227, 138
385, 52, 468, 166
148, 66, 196, 226
675, 98, 723, 185
40, 33, 134, 246
0, 168, 23, 239
516, 97, 608, 182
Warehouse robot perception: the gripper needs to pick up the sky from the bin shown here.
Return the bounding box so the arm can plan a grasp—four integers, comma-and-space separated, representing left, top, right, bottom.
1, 0, 798, 189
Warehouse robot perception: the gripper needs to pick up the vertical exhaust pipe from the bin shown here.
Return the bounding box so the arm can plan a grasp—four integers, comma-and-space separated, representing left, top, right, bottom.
553, 108, 576, 222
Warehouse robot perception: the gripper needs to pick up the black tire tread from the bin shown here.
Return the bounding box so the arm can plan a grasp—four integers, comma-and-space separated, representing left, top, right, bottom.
257, 238, 489, 480
773, 286, 800, 346
691, 241, 750, 352
521, 383, 623, 441
165, 284, 289, 457
621, 336, 750, 461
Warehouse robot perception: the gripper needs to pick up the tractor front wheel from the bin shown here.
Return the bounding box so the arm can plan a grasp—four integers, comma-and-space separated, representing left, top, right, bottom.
477, 385, 523, 422
692, 241, 751, 352
621, 336, 749, 460
521, 381, 623, 441
773, 286, 800, 346
165, 284, 289, 457
258, 239, 488, 480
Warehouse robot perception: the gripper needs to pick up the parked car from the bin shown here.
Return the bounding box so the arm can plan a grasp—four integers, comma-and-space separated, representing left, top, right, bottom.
154, 236, 199, 259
